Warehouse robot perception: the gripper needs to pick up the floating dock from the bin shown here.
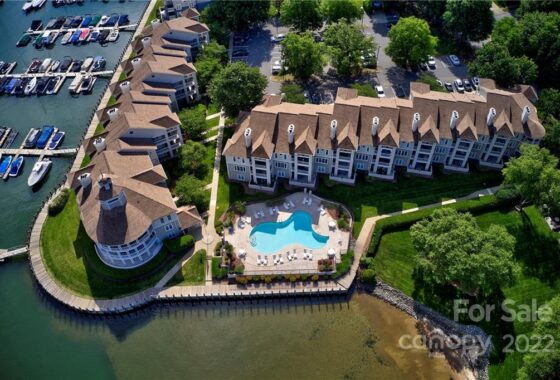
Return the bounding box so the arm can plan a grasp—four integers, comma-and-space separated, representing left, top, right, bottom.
25, 24, 137, 36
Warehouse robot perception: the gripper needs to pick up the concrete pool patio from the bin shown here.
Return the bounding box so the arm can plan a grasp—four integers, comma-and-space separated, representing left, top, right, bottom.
224, 191, 352, 275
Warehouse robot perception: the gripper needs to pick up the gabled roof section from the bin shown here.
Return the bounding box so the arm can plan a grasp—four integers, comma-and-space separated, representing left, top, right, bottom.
418, 114, 439, 143
337, 121, 358, 150
456, 112, 477, 141
494, 109, 514, 137
294, 126, 317, 155
252, 130, 274, 159
378, 119, 400, 147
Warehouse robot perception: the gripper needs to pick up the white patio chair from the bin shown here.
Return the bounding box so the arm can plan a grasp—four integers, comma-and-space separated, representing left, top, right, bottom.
269, 208, 274, 215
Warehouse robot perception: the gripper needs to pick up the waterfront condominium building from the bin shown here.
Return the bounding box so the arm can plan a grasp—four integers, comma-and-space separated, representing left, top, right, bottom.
222, 79, 545, 192
70, 151, 201, 269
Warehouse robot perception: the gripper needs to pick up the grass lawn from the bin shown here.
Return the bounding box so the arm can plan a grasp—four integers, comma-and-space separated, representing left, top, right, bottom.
206, 116, 220, 129
207, 102, 220, 115
80, 153, 91, 168
167, 250, 207, 286
94, 123, 104, 135
372, 205, 560, 374
40, 191, 186, 299
107, 95, 117, 107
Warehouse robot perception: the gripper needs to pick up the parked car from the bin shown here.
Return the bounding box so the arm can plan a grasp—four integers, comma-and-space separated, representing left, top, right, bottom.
419, 62, 428, 71
471, 76, 480, 89
463, 79, 473, 92
387, 14, 399, 28
444, 82, 454, 92
271, 65, 282, 75
427, 56, 436, 69
448, 54, 461, 66
232, 49, 249, 57
375, 85, 385, 97
323, 91, 334, 104
394, 85, 406, 98
454, 78, 465, 92
270, 34, 285, 42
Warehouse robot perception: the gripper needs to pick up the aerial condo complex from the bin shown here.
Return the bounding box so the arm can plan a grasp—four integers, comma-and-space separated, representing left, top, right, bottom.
1, 1, 559, 380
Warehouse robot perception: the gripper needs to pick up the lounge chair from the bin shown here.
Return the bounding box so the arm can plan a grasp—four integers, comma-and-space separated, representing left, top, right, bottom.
302, 197, 307, 205
269, 208, 274, 215
308, 197, 313, 205
274, 206, 279, 213
308, 252, 313, 260
259, 210, 265, 218
263, 257, 268, 265
289, 200, 295, 208
279, 255, 284, 264
254, 212, 259, 220
273, 255, 278, 265
257, 256, 262, 265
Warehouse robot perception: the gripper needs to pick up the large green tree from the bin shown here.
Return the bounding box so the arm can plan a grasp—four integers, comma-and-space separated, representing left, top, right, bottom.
468, 42, 537, 88
179, 141, 208, 179
537, 89, 560, 122
517, 0, 560, 16
195, 57, 223, 94
178, 104, 206, 140
321, 0, 362, 23
201, 0, 270, 32
281, 32, 325, 80
443, 0, 494, 42
385, 16, 437, 68
417, 0, 447, 25
323, 20, 376, 77
208, 62, 267, 117
503, 144, 560, 208
542, 119, 560, 160
199, 41, 228, 65
175, 174, 209, 211
280, 0, 323, 31
410, 208, 517, 296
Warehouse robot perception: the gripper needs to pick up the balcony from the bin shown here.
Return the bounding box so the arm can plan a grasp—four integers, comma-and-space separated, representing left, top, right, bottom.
329, 173, 356, 185
248, 178, 277, 192
407, 163, 433, 177
444, 162, 469, 173
368, 170, 395, 181
479, 158, 503, 170
289, 175, 317, 188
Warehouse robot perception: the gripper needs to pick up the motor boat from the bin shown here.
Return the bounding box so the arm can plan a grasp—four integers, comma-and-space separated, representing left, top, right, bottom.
106, 29, 119, 42
53, 16, 66, 29
59, 57, 72, 72
39, 58, 52, 73
44, 31, 59, 46
81, 57, 93, 71
3, 78, 18, 95
35, 77, 50, 95
68, 74, 83, 93
80, 15, 92, 28
78, 28, 90, 43
22, 0, 33, 12
98, 29, 110, 43
78, 75, 96, 93
70, 59, 82, 72
62, 17, 73, 29
118, 14, 129, 26
8, 156, 24, 177
24, 128, 40, 148
50, 60, 60, 72
87, 30, 100, 42
28, 59, 42, 73
28, 20, 43, 32
35, 125, 55, 149
32, 0, 47, 10
45, 75, 62, 95
0, 77, 10, 94
98, 15, 109, 26
33, 33, 44, 49
14, 78, 29, 96
27, 158, 52, 187
91, 15, 101, 26
105, 15, 119, 27
0, 155, 12, 177
45, 18, 57, 30
60, 31, 72, 45
17, 34, 32, 47
69, 16, 83, 28
48, 131, 65, 150
24, 77, 37, 95
91, 56, 106, 71
69, 29, 81, 44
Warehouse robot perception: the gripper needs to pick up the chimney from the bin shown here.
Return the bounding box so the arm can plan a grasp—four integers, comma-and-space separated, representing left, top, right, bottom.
119, 81, 130, 94
150, 19, 160, 29
450, 111, 459, 130
522, 106, 531, 124
371, 117, 380, 136
330, 120, 337, 140
244, 128, 252, 148
107, 108, 119, 122
131, 57, 142, 71
93, 137, 106, 152
97, 175, 112, 191
412, 113, 421, 132
142, 36, 151, 49
78, 173, 92, 188
287, 124, 295, 144
487, 107, 496, 127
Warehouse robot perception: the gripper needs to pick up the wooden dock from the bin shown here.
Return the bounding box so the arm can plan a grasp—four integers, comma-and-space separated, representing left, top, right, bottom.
0, 246, 28, 262
0, 147, 78, 158
26, 23, 138, 36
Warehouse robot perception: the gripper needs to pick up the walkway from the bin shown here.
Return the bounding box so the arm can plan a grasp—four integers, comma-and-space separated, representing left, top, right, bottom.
0, 246, 28, 261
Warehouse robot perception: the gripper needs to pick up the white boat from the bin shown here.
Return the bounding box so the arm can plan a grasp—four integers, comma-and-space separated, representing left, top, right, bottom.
99, 15, 109, 26
24, 77, 37, 95
78, 75, 96, 93
32, 0, 46, 9
61, 31, 73, 45
81, 57, 93, 71
22, 0, 33, 12
50, 60, 61, 72
68, 74, 83, 94
106, 29, 119, 42
27, 158, 52, 187
39, 58, 52, 73
45, 76, 62, 95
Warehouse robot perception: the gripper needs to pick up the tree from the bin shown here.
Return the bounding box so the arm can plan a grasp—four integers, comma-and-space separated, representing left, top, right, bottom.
503, 144, 560, 208
208, 62, 267, 117
417, 0, 447, 25
417, 73, 445, 92
468, 42, 537, 88
178, 104, 206, 140
321, 0, 362, 23
179, 141, 208, 179
195, 58, 223, 94
517, 0, 560, 16
443, 0, 494, 42
281, 32, 325, 80
199, 41, 228, 64
385, 17, 437, 69
201, 0, 270, 32
281, 83, 305, 104
324, 20, 376, 77
175, 175, 209, 211
537, 89, 560, 122
518, 295, 560, 380
410, 208, 517, 296
280, 0, 323, 31
542, 119, 560, 159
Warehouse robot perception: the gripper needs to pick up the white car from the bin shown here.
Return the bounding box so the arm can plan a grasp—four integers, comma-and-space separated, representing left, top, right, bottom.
375, 85, 385, 97
270, 34, 285, 42
454, 78, 465, 92
448, 54, 461, 66
427, 56, 436, 69
271, 65, 282, 75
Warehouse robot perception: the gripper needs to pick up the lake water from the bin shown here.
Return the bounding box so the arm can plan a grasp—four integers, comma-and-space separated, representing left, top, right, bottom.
0, 2, 456, 379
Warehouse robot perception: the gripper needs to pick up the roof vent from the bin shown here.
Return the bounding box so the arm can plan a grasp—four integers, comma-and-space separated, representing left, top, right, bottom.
371, 117, 380, 136
487, 107, 497, 127
119, 81, 130, 94
412, 113, 421, 132
131, 57, 142, 71
107, 107, 119, 122
151, 19, 160, 29
78, 173, 92, 188
450, 111, 459, 130
330, 119, 337, 140
287, 124, 295, 144
97, 175, 112, 191
93, 137, 106, 153
244, 128, 252, 148
522, 105, 531, 124
142, 36, 151, 49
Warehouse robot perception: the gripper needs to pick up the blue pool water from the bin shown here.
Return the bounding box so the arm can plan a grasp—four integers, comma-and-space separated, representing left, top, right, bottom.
250, 211, 329, 254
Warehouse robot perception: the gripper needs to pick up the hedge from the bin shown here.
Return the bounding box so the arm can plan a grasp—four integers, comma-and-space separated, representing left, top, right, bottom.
164, 234, 194, 254
332, 250, 354, 279
367, 194, 517, 256
48, 189, 70, 216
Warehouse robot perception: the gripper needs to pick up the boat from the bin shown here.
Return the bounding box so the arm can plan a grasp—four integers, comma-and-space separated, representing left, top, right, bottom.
0, 77, 9, 94
36, 125, 55, 149
45, 31, 59, 46
27, 158, 52, 187
81, 57, 93, 71
13, 78, 28, 96
69, 16, 83, 28
106, 29, 119, 42
0, 62, 14, 75
22, 0, 33, 12
4, 78, 18, 95
118, 14, 129, 26
91, 56, 106, 71
50, 60, 60, 72
32, 0, 47, 10
39, 58, 52, 73
91, 15, 101, 26
0, 156, 12, 177
35, 77, 50, 95
98, 15, 109, 26
68, 74, 83, 93
33, 33, 44, 49
59, 57, 72, 71
28, 59, 42, 73
60, 31, 72, 45
45, 18, 57, 30
87, 30, 100, 42
69, 29, 81, 44
54, 16, 66, 29
28, 20, 43, 32
8, 157, 24, 177
17, 34, 32, 47
3, 131, 18, 149
62, 17, 73, 29
78, 75, 95, 93
105, 15, 119, 27
24, 128, 40, 148
70, 59, 82, 72
98, 29, 110, 43
24, 77, 37, 95
45, 75, 62, 94
80, 16, 92, 28
48, 131, 65, 150
78, 28, 90, 43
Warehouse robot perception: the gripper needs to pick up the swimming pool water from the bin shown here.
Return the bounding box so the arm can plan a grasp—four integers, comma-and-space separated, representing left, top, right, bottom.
249, 211, 329, 254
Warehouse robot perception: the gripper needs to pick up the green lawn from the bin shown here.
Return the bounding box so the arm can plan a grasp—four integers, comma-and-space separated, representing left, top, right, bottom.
206, 116, 220, 129
107, 95, 117, 107
94, 123, 104, 135
80, 153, 91, 168
40, 191, 186, 299
167, 250, 207, 286
372, 205, 560, 374
202, 141, 216, 185
207, 102, 220, 115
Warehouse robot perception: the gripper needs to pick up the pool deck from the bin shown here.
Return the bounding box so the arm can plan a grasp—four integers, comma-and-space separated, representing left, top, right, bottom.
225, 192, 351, 275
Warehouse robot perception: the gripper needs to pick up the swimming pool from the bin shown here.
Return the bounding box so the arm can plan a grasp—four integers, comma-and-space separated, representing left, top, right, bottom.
249, 210, 329, 254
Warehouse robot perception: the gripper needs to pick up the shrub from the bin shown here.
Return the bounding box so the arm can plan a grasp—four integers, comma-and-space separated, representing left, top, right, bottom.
164, 234, 194, 254
264, 275, 273, 283
318, 258, 335, 272
236, 276, 248, 284
332, 250, 354, 279
360, 256, 375, 269
301, 274, 309, 281
234, 263, 245, 274
215, 220, 224, 236
496, 185, 521, 201
232, 200, 246, 215
48, 189, 70, 216
311, 274, 319, 281
361, 268, 377, 285
337, 218, 349, 230
289, 275, 298, 282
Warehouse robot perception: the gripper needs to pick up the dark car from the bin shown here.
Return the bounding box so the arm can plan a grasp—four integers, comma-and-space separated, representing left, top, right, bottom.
444, 82, 454, 92
232, 49, 249, 58
394, 85, 406, 98
463, 79, 473, 92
